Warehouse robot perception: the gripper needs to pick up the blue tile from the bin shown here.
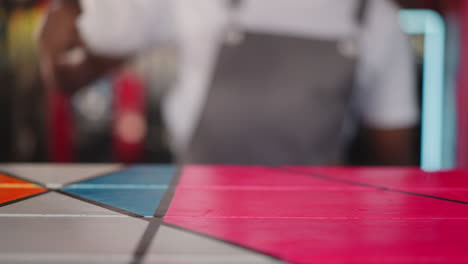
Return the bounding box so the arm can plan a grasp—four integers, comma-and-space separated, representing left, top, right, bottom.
62, 165, 177, 217
64, 188, 167, 217
74, 165, 176, 186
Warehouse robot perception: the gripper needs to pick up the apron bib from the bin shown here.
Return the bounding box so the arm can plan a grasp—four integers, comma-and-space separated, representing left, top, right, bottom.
187, 0, 368, 165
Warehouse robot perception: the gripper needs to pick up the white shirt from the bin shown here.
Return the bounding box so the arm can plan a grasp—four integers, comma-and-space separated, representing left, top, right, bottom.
78, 0, 418, 155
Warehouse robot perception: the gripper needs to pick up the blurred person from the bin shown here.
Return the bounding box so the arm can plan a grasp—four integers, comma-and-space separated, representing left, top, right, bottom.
38, 0, 418, 166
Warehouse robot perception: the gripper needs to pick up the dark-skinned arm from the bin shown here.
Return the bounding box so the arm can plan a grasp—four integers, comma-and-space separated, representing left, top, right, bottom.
38, 0, 125, 94
364, 126, 417, 166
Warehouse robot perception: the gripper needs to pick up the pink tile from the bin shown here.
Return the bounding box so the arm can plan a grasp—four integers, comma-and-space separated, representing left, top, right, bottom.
166, 188, 468, 218
166, 166, 468, 263
165, 217, 468, 264
178, 165, 353, 188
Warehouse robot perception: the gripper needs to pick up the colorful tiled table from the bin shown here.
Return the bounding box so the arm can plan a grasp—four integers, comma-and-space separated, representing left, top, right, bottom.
1, 164, 467, 263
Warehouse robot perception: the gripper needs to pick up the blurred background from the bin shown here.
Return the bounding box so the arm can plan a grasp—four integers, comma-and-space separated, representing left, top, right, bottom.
0, 0, 467, 167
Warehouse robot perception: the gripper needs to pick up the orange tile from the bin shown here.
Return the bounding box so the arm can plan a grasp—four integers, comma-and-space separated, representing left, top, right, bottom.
0, 187, 47, 204
0, 173, 46, 204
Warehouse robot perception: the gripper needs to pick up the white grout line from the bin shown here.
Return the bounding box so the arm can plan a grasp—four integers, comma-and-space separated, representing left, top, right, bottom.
0, 214, 131, 218
2, 214, 466, 220
45, 183, 64, 190
65, 184, 169, 190
0, 254, 131, 262
145, 254, 277, 263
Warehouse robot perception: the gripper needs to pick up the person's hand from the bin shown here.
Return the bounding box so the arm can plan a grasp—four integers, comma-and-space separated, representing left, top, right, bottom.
38, 0, 80, 56
38, 0, 125, 93
38, 0, 82, 91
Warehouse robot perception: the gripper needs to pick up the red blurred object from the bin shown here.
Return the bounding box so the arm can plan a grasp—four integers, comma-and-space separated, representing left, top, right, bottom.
112, 71, 146, 163
47, 91, 74, 162
47, 70, 146, 163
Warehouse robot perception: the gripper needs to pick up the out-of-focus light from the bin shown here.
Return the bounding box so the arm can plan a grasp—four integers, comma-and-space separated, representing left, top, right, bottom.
399, 10, 448, 171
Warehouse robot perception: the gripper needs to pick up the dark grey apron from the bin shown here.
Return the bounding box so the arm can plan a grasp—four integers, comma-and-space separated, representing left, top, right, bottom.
186, 0, 368, 165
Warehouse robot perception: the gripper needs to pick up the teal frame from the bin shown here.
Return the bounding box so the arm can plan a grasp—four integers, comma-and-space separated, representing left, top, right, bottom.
399, 10, 451, 171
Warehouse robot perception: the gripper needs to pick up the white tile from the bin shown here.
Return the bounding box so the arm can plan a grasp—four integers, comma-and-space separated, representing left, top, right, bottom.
0, 192, 121, 216
0, 164, 123, 187
0, 253, 130, 264
0, 217, 147, 257
145, 225, 281, 263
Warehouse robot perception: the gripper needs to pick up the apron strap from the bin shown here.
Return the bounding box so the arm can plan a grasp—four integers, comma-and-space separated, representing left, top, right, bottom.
355, 0, 369, 25
228, 0, 243, 10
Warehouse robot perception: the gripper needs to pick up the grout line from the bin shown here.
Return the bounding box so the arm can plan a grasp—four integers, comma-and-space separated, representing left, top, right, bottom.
277, 167, 468, 205
64, 184, 169, 190
129, 220, 162, 264
163, 216, 468, 220
60, 165, 130, 188
130, 165, 184, 264
0, 170, 47, 188
0, 191, 50, 208
0, 253, 287, 263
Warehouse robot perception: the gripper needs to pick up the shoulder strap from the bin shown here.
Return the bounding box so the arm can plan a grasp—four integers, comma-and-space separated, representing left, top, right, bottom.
227, 0, 369, 26
355, 0, 369, 25
228, 0, 243, 10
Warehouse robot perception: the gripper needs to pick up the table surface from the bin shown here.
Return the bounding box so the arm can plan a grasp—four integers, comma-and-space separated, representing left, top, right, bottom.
0, 164, 467, 264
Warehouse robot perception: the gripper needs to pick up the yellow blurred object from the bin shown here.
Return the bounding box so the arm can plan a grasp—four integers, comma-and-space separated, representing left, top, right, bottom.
5, 2, 49, 162
7, 5, 45, 88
